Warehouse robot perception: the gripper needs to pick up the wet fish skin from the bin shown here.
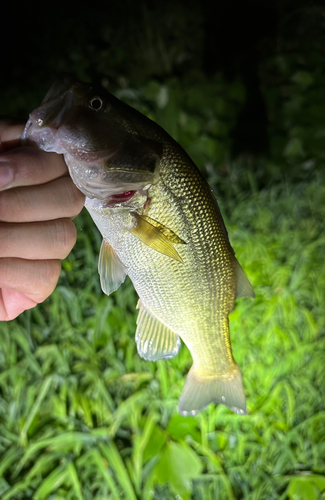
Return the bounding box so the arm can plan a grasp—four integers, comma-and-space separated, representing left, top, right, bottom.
23, 79, 254, 416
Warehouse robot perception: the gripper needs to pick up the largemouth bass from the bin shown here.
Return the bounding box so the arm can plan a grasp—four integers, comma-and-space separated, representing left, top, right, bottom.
23, 79, 254, 416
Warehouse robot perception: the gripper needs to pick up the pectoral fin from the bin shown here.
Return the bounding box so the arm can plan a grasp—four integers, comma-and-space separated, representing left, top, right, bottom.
139, 215, 186, 244
98, 239, 127, 296
129, 212, 184, 262
136, 300, 181, 361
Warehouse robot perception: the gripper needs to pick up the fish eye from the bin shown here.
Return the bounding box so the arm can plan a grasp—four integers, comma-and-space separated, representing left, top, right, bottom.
89, 96, 104, 111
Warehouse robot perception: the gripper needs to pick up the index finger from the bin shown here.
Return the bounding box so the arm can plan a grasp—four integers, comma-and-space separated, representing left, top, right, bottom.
0, 121, 25, 152
0, 120, 69, 189
0, 146, 68, 190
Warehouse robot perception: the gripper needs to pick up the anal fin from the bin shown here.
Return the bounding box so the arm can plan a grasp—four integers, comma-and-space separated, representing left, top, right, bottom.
98, 239, 127, 296
136, 301, 181, 361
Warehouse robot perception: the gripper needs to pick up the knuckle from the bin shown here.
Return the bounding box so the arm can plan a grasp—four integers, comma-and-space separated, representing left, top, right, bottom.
33, 260, 62, 302
70, 184, 85, 213
0, 258, 61, 302
62, 177, 85, 215
39, 259, 61, 289
0, 258, 14, 284
0, 193, 5, 220
53, 219, 77, 257
0, 224, 10, 255
9, 146, 43, 181
0, 189, 24, 222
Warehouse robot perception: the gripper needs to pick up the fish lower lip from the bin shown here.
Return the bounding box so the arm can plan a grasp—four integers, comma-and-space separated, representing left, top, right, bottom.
105, 190, 137, 205
70, 176, 147, 201
21, 119, 32, 141
104, 168, 156, 175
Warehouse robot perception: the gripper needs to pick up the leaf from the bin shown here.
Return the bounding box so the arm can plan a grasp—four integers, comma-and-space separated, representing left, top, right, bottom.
142, 425, 166, 464
152, 441, 202, 499
0, 447, 23, 476
34, 464, 69, 500
99, 442, 137, 500
132, 413, 158, 487
286, 477, 321, 500
90, 449, 120, 499
311, 475, 325, 492
2, 479, 29, 500
20, 376, 53, 444
18, 433, 97, 472
167, 414, 201, 442
283, 138, 304, 158
67, 462, 84, 500
108, 392, 146, 437
292, 71, 314, 87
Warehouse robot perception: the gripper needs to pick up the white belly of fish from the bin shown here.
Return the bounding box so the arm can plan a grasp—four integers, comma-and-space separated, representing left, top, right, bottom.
85, 197, 202, 341
85, 196, 247, 417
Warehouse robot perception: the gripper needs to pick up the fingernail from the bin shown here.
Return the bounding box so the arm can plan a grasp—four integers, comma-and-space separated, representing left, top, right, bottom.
0, 162, 13, 187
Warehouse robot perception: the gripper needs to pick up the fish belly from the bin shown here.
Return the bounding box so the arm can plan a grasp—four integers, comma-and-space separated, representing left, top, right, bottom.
86, 199, 246, 416
86, 200, 228, 347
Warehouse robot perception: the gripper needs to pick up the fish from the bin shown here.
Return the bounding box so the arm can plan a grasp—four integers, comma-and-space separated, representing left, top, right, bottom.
23, 78, 255, 416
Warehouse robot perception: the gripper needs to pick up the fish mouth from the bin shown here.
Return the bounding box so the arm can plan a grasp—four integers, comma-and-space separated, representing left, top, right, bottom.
22, 80, 90, 152
24, 112, 155, 200
22, 118, 66, 153
63, 149, 156, 201
23, 78, 159, 201
69, 172, 152, 200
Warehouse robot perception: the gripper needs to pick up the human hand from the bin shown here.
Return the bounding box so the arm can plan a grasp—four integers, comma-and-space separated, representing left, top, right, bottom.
0, 121, 85, 321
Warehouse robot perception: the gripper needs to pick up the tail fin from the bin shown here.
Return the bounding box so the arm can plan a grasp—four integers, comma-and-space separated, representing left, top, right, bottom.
178, 365, 246, 416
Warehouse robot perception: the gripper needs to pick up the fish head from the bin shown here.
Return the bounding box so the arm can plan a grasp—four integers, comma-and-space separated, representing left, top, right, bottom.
23, 78, 162, 201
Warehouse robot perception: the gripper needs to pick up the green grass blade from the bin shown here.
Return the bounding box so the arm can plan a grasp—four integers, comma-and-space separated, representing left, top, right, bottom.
100, 442, 137, 500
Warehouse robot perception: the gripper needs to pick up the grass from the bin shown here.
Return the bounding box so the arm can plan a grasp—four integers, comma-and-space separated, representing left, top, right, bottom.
0, 166, 324, 499
2, 6, 325, 496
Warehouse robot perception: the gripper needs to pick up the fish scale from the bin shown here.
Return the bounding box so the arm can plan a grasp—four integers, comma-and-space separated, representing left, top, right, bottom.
88, 142, 238, 378
23, 79, 254, 415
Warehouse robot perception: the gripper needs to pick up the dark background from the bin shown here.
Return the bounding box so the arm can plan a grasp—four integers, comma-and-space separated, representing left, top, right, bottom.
1, 0, 325, 178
